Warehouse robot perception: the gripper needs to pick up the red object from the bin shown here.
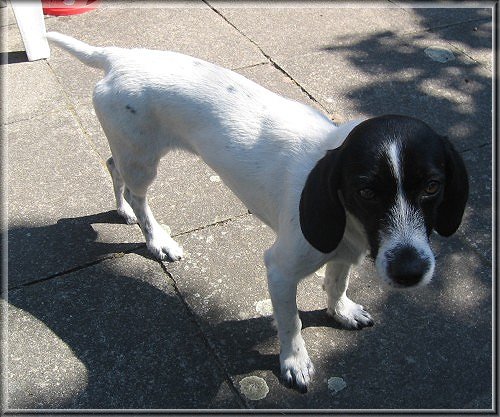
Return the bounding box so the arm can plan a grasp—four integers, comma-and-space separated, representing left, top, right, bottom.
42, 0, 100, 16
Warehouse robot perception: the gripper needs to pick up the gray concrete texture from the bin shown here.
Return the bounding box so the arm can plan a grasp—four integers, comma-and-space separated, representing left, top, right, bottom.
3, 1, 493, 412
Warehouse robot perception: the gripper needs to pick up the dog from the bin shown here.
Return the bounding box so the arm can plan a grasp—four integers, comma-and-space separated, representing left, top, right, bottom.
46, 32, 468, 392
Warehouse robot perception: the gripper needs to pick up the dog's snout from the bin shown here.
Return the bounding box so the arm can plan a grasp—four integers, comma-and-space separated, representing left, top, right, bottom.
386, 246, 431, 287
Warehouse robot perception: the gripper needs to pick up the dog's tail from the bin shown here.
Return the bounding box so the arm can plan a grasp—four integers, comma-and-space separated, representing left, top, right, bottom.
45, 32, 109, 70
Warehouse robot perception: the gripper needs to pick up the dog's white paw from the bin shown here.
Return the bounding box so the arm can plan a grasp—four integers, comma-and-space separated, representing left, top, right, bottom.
117, 206, 138, 225
147, 229, 184, 261
327, 297, 374, 330
280, 347, 314, 393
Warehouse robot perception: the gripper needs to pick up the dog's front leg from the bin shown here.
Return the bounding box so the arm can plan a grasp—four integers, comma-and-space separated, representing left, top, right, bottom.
324, 261, 374, 329
265, 250, 314, 393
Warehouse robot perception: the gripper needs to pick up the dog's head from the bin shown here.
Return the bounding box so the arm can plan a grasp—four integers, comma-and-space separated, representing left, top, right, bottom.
300, 115, 469, 288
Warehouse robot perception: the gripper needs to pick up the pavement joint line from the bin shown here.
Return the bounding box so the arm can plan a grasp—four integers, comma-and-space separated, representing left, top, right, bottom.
231, 61, 269, 71
158, 261, 250, 409
460, 142, 492, 153
203, 0, 333, 120
442, 40, 492, 71
173, 211, 251, 238
389, 0, 492, 27
4, 107, 65, 127
6, 249, 141, 292
7, 212, 251, 291
45, 60, 109, 173
395, 10, 491, 33
422, 17, 492, 33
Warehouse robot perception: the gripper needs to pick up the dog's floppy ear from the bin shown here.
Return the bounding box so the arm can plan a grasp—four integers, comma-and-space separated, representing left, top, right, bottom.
299, 149, 345, 253
435, 137, 469, 237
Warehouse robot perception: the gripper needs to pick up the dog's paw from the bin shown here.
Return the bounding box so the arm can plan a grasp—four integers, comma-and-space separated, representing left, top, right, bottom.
147, 230, 184, 262
327, 297, 374, 330
280, 348, 314, 393
117, 206, 138, 225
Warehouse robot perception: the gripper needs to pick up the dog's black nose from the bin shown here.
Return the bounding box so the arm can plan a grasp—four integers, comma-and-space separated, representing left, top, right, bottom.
387, 246, 431, 287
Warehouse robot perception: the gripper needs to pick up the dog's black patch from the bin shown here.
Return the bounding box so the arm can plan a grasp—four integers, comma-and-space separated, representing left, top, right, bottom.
125, 105, 137, 114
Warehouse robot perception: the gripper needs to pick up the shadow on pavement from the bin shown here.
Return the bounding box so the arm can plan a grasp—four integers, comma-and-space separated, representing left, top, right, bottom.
317, 17, 491, 152
8, 211, 142, 289
6, 221, 492, 409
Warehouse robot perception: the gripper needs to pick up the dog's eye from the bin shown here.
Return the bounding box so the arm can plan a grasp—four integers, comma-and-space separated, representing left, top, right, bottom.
359, 188, 376, 200
424, 180, 440, 195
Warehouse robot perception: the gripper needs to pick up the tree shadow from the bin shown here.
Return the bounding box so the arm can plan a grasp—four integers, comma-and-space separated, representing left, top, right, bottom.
8, 211, 142, 289
7, 244, 284, 409
299, 232, 492, 409
317, 13, 492, 152
8, 263, 224, 408
6, 224, 492, 409
412, 7, 492, 49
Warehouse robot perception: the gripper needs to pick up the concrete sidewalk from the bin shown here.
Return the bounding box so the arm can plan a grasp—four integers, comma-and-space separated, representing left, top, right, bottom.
3, 1, 493, 412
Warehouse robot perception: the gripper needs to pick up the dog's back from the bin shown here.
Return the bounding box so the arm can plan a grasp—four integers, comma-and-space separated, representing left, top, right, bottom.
47, 32, 341, 230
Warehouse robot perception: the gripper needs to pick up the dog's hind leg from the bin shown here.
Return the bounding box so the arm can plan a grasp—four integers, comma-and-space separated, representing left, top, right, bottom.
128, 193, 184, 261
324, 261, 374, 329
106, 156, 137, 225
116, 156, 184, 262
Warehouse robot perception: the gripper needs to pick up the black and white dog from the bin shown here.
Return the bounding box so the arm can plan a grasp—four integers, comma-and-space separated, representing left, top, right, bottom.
46, 32, 469, 392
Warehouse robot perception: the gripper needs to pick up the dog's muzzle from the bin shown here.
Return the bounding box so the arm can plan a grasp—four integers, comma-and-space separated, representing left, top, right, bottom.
376, 242, 435, 288
386, 245, 433, 286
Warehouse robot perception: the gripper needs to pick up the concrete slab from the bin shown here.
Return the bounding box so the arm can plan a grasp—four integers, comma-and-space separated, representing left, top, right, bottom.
431, 18, 492, 70
395, 5, 492, 31
44, 5, 264, 73
211, 5, 423, 60
274, 30, 492, 151
165, 215, 492, 409
459, 144, 493, 259
5, 36, 66, 124
150, 153, 247, 234
8, 250, 243, 409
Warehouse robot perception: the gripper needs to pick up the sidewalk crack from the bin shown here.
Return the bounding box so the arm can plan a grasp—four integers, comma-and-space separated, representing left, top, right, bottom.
203, 0, 331, 118
158, 261, 250, 409
45, 60, 108, 172
7, 213, 251, 291
7, 249, 140, 291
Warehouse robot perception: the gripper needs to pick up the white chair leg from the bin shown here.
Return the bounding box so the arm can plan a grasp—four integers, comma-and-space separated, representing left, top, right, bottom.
10, 0, 50, 61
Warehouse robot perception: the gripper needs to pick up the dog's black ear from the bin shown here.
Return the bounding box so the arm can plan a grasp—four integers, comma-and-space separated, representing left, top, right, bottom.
435, 137, 469, 237
299, 149, 345, 253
